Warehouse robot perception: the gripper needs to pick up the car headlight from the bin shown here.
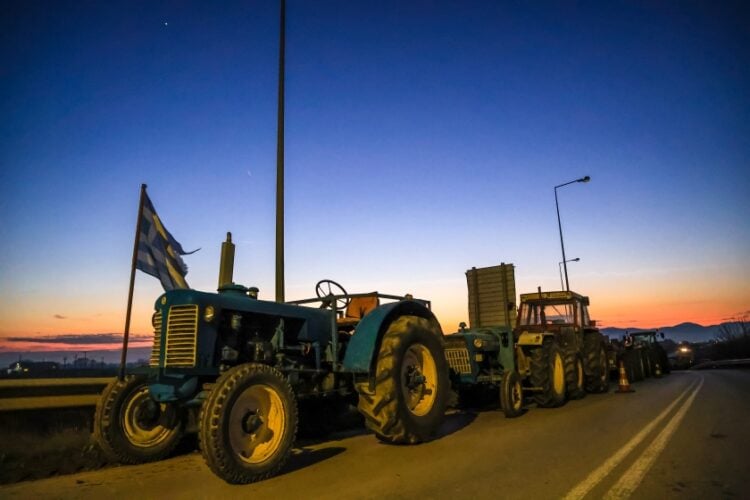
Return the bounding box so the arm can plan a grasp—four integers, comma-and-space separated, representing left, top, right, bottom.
204, 305, 215, 322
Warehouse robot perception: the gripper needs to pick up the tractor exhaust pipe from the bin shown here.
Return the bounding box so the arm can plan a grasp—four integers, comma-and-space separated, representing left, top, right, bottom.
218, 232, 235, 289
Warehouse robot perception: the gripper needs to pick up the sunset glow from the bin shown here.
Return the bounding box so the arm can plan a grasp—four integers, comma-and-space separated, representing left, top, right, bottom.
1, 2, 748, 363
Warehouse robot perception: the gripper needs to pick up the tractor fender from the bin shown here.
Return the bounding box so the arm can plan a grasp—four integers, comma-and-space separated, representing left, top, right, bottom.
517, 331, 555, 347
342, 301, 443, 374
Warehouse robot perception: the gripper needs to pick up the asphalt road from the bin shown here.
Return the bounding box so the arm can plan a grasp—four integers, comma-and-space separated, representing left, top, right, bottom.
2, 370, 748, 499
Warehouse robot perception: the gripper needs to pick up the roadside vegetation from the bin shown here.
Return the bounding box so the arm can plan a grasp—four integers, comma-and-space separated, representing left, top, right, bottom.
710, 316, 750, 360
0, 408, 109, 484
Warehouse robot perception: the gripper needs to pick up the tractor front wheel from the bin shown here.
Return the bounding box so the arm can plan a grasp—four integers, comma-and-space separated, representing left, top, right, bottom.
93, 376, 184, 464
529, 339, 566, 408
199, 363, 298, 484
500, 370, 524, 418
356, 316, 449, 444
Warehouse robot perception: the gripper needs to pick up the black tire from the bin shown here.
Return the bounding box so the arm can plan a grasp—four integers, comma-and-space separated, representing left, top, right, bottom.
583, 334, 610, 393
564, 351, 586, 400
529, 339, 566, 408
633, 351, 645, 381
624, 351, 637, 382
658, 347, 671, 374
199, 363, 298, 484
500, 370, 524, 418
356, 315, 449, 444
641, 349, 653, 378
651, 349, 664, 378
94, 376, 184, 464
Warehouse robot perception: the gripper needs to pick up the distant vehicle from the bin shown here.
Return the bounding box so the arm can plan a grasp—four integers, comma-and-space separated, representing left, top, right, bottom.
670, 342, 694, 369
6, 360, 60, 376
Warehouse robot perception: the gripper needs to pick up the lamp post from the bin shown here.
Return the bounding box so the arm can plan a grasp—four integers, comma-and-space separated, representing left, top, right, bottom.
555, 175, 590, 291
559, 258, 580, 290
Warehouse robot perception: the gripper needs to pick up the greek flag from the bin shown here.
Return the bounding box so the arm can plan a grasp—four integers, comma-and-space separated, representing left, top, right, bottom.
136, 193, 197, 291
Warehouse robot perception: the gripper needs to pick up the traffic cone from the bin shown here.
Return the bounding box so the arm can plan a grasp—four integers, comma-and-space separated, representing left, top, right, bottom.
615, 360, 634, 393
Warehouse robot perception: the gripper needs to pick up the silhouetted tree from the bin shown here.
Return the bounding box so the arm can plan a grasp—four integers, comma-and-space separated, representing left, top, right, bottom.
712, 315, 750, 360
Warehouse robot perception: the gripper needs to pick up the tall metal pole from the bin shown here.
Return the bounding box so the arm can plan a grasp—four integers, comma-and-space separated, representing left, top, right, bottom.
555, 187, 570, 291
559, 261, 565, 290
275, 0, 286, 302
559, 258, 580, 291
554, 176, 590, 292
120, 183, 147, 380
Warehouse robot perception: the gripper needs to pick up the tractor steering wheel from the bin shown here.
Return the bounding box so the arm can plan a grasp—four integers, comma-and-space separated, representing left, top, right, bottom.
315, 279, 351, 311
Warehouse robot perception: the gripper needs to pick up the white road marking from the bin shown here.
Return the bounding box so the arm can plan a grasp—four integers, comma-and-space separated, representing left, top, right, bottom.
563, 377, 700, 500
604, 376, 704, 499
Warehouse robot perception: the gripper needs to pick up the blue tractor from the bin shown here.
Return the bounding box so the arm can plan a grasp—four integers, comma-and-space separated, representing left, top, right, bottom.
94, 233, 450, 484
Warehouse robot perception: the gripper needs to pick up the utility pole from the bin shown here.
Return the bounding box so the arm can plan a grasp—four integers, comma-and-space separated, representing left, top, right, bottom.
275, 0, 286, 302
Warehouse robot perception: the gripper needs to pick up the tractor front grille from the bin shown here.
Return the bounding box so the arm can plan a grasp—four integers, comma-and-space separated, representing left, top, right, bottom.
150, 305, 199, 368
445, 348, 472, 375
164, 305, 198, 367
149, 312, 163, 367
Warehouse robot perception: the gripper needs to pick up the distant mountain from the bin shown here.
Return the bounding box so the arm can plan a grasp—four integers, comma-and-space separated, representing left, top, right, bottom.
0, 347, 151, 368
602, 322, 725, 343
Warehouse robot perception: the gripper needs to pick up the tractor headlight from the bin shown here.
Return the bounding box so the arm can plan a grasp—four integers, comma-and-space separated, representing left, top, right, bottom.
473, 338, 484, 349
204, 305, 215, 323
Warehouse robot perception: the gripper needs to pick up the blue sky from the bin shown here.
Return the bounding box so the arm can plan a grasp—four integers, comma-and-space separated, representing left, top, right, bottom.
1, 0, 748, 351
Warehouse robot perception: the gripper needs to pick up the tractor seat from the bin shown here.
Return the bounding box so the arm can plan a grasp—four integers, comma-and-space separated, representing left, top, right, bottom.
337, 294, 380, 327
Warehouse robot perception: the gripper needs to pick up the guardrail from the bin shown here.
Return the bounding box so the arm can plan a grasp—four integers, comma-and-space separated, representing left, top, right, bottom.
691, 358, 750, 370
0, 377, 113, 411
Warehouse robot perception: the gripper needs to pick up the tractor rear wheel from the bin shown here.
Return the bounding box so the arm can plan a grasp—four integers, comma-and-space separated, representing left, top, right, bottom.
642, 349, 653, 378
624, 351, 637, 382
94, 376, 184, 464
356, 316, 449, 444
565, 352, 586, 400
199, 363, 297, 484
583, 334, 610, 393
500, 370, 524, 418
529, 339, 566, 408
632, 351, 645, 381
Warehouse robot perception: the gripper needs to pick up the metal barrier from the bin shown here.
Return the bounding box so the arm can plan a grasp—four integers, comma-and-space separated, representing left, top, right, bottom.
0, 377, 113, 411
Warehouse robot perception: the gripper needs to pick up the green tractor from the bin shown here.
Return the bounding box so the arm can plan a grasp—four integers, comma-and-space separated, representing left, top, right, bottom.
444, 264, 523, 417
445, 264, 609, 417
621, 330, 670, 379
94, 233, 450, 484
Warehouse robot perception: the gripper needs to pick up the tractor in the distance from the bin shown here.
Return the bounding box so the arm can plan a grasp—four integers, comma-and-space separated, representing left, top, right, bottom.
94, 233, 450, 484
444, 264, 610, 418
620, 330, 670, 380
515, 288, 610, 404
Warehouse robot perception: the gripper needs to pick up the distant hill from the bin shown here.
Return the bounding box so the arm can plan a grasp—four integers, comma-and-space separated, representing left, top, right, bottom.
602, 322, 724, 343
0, 346, 151, 369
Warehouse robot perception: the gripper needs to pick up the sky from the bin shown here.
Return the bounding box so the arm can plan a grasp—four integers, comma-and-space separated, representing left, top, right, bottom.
1, 1, 748, 361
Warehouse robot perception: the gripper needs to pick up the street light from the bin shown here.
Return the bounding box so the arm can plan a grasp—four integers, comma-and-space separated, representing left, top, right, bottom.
555, 175, 590, 291
559, 258, 580, 290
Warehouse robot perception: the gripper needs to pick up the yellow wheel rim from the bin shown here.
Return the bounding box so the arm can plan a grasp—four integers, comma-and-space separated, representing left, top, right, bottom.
229, 385, 286, 464
577, 358, 584, 389
511, 379, 523, 411
401, 344, 438, 417
122, 387, 176, 448
553, 352, 565, 395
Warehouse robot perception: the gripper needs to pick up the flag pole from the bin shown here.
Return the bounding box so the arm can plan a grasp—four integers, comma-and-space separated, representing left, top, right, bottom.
119, 183, 147, 380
